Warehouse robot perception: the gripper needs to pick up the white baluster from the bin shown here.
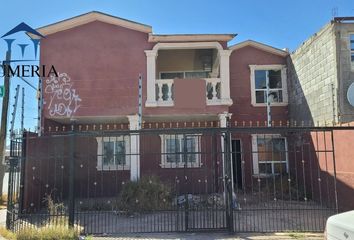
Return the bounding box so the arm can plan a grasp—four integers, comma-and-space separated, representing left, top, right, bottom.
167, 82, 173, 101
212, 82, 217, 100
158, 82, 163, 101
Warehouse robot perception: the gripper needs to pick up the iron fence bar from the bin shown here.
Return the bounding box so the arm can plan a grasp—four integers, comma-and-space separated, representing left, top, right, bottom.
330, 130, 339, 213
323, 130, 330, 207
68, 127, 76, 227
19, 136, 25, 215
183, 133, 189, 231
224, 128, 234, 232
6, 156, 15, 230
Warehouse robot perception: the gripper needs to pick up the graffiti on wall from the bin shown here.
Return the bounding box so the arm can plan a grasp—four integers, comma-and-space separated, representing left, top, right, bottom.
44, 73, 82, 117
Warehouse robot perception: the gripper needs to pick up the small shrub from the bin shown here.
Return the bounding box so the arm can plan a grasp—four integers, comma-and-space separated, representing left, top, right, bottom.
42, 192, 72, 228
16, 226, 78, 240
43, 193, 66, 215
117, 175, 171, 212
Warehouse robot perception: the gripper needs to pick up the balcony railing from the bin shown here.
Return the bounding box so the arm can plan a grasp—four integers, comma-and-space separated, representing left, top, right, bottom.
155, 78, 221, 106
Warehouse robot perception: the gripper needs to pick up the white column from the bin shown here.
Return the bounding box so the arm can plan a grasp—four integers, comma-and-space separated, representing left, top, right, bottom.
219, 50, 233, 106
127, 114, 140, 181
218, 112, 233, 201
145, 50, 158, 107
218, 112, 232, 128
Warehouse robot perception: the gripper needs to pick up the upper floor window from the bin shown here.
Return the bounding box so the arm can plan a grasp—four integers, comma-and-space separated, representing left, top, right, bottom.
249, 65, 288, 106
160, 71, 210, 79
160, 134, 201, 168
350, 34, 354, 67
97, 136, 130, 170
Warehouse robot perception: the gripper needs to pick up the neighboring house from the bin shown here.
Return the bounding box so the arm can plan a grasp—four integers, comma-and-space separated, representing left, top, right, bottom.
288, 17, 354, 125
287, 17, 354, 210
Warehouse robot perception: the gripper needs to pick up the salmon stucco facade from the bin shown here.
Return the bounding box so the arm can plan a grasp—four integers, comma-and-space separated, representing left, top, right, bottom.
18, 12, 354, 215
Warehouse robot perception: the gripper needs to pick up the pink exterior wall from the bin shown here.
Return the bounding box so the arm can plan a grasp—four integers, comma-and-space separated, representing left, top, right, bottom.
25, 17, 354, 215
311, 130, 354, 211
229, 46, 288, 123
40, 21, 153, 121
40, 21, 229, 125
40, 20, 288, 124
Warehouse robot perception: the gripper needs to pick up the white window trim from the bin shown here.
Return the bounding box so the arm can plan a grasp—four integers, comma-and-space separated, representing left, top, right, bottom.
249, 65, 288, 107
160, 134, 202, 168
97, 136, 131, 171
251, 134, 289, 176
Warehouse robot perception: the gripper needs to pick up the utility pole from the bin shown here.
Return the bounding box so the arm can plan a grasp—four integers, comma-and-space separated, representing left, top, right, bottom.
9, 85, 20, 139
0, 51, 11, 197
21, 87, 24, 133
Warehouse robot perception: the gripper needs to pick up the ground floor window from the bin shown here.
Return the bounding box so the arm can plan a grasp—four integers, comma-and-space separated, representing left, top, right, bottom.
252, 134, 288, 176
97, 136, 130, 170
160, 134, 201, 168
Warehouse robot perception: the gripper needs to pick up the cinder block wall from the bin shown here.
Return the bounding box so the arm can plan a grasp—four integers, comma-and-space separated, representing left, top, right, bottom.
287, 22, 338, 126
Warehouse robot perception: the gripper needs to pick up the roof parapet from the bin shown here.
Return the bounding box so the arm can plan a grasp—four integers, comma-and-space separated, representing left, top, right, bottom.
148, 33, 236, 43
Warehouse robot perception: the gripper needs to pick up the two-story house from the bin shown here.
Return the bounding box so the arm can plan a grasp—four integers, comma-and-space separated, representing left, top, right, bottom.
29, 11, 289, 183
12, 11, 348, 234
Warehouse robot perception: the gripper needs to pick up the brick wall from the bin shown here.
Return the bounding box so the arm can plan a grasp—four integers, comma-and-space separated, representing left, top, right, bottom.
287, 23, 338, 125
288, 21, 354, 125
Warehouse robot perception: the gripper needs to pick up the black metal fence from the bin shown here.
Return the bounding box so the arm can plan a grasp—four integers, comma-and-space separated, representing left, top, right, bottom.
6, 126, 345, 234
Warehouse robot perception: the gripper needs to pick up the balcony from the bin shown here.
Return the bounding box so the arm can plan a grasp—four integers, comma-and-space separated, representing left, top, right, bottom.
145, 42, 233, 108
155, 78, 222, 106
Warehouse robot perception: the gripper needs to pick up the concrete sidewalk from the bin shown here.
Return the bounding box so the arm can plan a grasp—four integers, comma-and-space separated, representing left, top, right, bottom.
91, 232, 324, 240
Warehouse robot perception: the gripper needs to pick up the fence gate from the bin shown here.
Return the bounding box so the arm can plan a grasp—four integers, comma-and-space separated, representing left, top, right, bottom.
6, 137, 22, 231
6, 126, 342, 234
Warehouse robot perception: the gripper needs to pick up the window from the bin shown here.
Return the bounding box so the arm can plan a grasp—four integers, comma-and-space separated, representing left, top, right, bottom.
160, 71, 209, 79
160, 134, 201, 168
350, 34, 354, 67
97, 136, 130, 170
160, 72, 184, 79
252, 135, 288, 176
250, 65, 288, 106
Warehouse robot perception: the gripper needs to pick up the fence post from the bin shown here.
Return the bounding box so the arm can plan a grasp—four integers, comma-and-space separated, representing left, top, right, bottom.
18, 133, 26, 215
6, 140, 18, 229
6, 155, 17, 230
68, 124, 76, 227
183, 133, 189, 231
330, 130, 339, 213
224, 127, 234, 232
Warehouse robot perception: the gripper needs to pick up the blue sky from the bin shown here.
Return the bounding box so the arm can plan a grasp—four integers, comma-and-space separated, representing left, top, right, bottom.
0, 0, 353, 134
